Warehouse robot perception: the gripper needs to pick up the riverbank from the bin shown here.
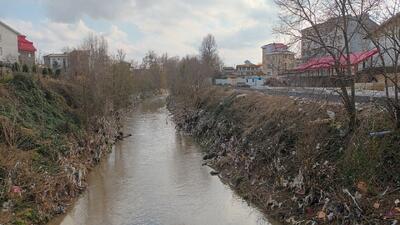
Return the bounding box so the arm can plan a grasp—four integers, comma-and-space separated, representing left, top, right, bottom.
0, 74, 145, 225
168, 87, 400, 225
48, 96, 273, 225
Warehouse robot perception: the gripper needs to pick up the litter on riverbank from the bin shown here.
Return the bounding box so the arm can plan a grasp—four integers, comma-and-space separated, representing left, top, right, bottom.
168, 87, 400, 225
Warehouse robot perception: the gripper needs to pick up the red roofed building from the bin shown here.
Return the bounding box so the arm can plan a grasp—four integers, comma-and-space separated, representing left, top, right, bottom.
18, 35, 36, 67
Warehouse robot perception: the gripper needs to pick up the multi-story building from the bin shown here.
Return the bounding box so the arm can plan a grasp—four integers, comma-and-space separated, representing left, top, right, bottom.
0, 21, 20, 63
236, 60, 262, 76
371, 12, 400, 68
261, 43, 295, 77
301, 15, 378, 61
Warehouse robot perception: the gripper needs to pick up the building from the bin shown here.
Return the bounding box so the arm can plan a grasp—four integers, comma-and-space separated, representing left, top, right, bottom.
215, 75, 265, 87
214, 61, 265, 87
236, 60, 263, 76
0, 20, 20, 64
18, 35, 36, 67
43, 53, 69, 72
261, 43, 296, 77
222, 66, 235, 75
67, 50, 90, 76
371, 12, 400, 68
301, 15, 378, 61
0, 21, 36, 67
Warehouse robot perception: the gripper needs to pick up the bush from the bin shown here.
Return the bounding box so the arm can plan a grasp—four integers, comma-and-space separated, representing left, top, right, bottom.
42, 68, 48, 76
55, 69, 61, 77
12, 62, 20, 72
31, 65, 37, 74
22, 64, 29, 73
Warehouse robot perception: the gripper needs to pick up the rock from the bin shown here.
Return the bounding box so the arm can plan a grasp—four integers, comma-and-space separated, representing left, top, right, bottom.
210, 171, 220, 176
2, 200, 13, 212
373, 202, 380, 209
327, 110, 336, 120
355, 191, 362, 200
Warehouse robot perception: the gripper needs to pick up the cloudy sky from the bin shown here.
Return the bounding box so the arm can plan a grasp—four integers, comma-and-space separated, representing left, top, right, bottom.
0, 0, 280, 65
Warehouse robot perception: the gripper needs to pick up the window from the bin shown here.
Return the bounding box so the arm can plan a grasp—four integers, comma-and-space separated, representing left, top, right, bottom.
0, 34, 2, 42
0, 47, 2, 56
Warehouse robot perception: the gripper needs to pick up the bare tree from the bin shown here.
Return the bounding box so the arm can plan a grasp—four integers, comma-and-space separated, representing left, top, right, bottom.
275, 0, 378, 129
199, 34, 222, 76
355, 0, 400, 127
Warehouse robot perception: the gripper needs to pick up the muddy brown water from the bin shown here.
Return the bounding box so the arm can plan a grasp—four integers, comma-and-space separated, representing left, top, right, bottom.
49, 96, 275, 225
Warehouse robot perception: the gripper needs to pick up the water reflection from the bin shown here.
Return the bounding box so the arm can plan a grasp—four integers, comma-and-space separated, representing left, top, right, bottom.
50, 96, 273, 225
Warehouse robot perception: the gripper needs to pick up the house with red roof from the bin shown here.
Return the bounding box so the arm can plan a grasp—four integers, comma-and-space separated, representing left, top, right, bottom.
0, 20, 36, 67
18, 35, 36, 67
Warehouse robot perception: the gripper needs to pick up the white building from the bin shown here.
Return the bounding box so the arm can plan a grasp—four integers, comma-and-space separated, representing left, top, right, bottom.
371, 13, 400, 68
215, 75, 266, 87
301, 15, 378, 61
0, 21, 20, 63
43, 53, 69, 71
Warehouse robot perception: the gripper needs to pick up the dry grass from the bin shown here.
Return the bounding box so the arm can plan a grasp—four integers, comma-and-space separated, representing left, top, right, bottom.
170, 86, 399, 224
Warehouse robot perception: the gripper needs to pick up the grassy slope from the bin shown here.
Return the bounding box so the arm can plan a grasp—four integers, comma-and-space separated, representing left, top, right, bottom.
169, 87, 400, 224
0, 74, 115, 225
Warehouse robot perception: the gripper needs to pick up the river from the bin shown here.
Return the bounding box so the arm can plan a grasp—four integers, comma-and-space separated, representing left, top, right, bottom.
50, 96, 274, 225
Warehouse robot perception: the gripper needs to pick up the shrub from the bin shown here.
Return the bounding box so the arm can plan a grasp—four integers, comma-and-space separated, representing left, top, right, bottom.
31, 65, 37, 74
42, 68, 48, 76
12, 62, 20, 72
22, 64, 29, 73
55, 69, 61, 77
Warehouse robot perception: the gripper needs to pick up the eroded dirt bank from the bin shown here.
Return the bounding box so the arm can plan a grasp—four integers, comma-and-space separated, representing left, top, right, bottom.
168, 87, 400, 225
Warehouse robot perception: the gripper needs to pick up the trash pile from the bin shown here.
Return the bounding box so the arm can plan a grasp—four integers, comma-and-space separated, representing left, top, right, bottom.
169, 87, 400, 225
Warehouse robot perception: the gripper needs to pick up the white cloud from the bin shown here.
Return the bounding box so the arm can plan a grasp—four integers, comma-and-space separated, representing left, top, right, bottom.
5, 0, 282, 65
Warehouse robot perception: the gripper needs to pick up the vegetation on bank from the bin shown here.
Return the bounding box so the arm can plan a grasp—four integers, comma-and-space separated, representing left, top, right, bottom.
0, 74, 94, 225
0, 35, 163, 225
168, 87, 400, 224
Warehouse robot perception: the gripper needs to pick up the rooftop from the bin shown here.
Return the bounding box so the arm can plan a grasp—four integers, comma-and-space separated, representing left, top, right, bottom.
0, 20, 21, 35
44, 53, 69, 57
18, 35, 36, 52
262, 43, 294, 54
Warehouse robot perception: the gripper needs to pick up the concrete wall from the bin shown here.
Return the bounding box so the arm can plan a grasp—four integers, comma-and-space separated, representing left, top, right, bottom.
0, 23, 18, 63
